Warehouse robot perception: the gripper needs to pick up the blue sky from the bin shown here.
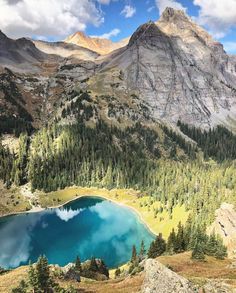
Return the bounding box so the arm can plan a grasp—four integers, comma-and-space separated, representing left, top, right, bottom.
85, 0, 236, 54
0, 0, 236, 54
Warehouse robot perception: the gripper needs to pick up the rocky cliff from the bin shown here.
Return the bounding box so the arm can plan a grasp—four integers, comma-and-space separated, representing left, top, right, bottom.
208, 203, 236, 259
1, 7, 236, 131
93, 7, 236, 129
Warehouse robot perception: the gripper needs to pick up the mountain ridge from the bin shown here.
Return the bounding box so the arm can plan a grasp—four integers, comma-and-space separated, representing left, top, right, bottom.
65, 31, 129, 55
0, 7, 236, 131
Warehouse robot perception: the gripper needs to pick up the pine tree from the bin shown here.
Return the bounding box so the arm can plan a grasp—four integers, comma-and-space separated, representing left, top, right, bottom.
215, 244, 227, 260
12, 280, 27, 293
131, 245, 138, 264
148, 234, 166, 258
191, 240, 205, 261
75, 256, 82, 272
167, 228, 176, 254
175, 222, 186, 252
90, 257, 98, 272
13, 256, 61, 293
139, 240, 146, 260
214, 236, 227, 259
28, 263, 38, 291
205, 232, 218, 256
35, 255, 53, 291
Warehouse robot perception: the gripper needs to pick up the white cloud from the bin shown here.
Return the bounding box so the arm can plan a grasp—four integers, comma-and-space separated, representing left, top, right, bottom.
56, 207, 84, 222
0, 0, 104, 39
147, 6, 155, 13
0, 213, 43, 268
155, 0, 186, 14
97, 0, 115, 4
91, 28, 120, 39
193, 0, 236, 38
121, 5, 136, 18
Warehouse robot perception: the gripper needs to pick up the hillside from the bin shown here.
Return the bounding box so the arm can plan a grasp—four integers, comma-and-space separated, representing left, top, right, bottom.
1, 8, 236, 132
1, 253, 236, 293
1, 6, 236, 293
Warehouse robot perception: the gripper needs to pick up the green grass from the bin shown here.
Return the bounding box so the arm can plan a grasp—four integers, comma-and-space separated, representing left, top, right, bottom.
39, 186, 189, 238
0, 182, 31, 216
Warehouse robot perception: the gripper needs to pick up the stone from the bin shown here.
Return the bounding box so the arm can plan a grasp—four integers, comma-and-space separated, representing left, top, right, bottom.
141, 259, 197, 293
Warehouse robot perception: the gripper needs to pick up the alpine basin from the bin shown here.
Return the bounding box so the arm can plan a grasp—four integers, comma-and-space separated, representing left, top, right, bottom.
0, 196, 154, 269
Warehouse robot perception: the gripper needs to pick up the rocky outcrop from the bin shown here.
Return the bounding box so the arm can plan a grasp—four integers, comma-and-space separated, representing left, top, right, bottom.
96, 7, 236, 129
203, 280, 234, 293
1, 7, 236, 131
141, 259, 196, 293
208, 203, 236, 258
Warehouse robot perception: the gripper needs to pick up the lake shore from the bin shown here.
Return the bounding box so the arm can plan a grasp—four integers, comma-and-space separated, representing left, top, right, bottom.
0, 186, 189, 238
50, 193, 158, 237
0, 187, 157, 236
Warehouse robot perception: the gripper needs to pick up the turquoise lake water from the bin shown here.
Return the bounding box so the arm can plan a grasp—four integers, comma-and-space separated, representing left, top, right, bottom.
0, 196, 155, 269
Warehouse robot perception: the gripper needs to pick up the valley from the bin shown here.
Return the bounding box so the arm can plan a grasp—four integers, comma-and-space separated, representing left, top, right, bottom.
1, 4, 236, 293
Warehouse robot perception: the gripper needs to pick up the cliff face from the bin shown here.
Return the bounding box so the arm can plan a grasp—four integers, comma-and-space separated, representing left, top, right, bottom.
1, 7, 236, 130
208, 203, 236, 259
95, 8, 236, 129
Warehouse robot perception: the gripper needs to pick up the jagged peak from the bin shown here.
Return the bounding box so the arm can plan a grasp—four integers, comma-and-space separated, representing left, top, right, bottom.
128, 21, 165, 47
157, 7, 216, 47
160, 7, 189, 22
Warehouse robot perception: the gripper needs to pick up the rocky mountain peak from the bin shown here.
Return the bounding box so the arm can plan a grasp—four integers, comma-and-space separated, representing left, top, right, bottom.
157, 6, 215, 47
65, 31, 128, 55
160, 7, 189, 23
128, 21, 166, 47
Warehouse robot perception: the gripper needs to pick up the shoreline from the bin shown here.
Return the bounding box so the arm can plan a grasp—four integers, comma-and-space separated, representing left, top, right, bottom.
0, 191, 158, 237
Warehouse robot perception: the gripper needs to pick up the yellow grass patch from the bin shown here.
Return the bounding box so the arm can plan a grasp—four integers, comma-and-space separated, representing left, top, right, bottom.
0, 182, 31, 217
39, 186, 189, 237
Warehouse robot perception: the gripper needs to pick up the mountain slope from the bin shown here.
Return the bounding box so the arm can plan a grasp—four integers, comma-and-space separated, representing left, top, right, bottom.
0, 31, 57, 72
33, 40, 99, 61
65, 31, 129, 55
1, 8, 236, 131
88, 8, 236, 129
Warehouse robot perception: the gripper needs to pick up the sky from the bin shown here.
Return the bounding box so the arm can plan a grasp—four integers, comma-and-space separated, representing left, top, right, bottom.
0, 0, 236, 54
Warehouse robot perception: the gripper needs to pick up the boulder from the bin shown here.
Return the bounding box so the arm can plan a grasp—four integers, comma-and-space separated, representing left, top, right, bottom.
141, 259, 196, 293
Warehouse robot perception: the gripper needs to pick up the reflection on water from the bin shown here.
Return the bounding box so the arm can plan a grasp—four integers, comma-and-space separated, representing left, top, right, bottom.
0, 197, 154, 269
55, 207, 85, 222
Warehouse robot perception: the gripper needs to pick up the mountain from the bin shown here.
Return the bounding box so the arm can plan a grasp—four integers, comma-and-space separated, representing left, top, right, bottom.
89, 7, 236, 129
65, 31, 129, 55
33, 40, 99, 61
2, 8, 236, 290
1, 7, 236, 130
0, 30, 57, 72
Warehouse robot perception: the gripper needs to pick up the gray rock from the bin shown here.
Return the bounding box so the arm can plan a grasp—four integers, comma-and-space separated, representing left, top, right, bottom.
208, 203, 236, 258
98, 7, 236, 129
64, 268, 81, 282
141, 259, 197, 293
203, 280, 235, 293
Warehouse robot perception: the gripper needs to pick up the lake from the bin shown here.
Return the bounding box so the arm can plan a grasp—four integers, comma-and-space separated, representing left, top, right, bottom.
0, 196, 155, 269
